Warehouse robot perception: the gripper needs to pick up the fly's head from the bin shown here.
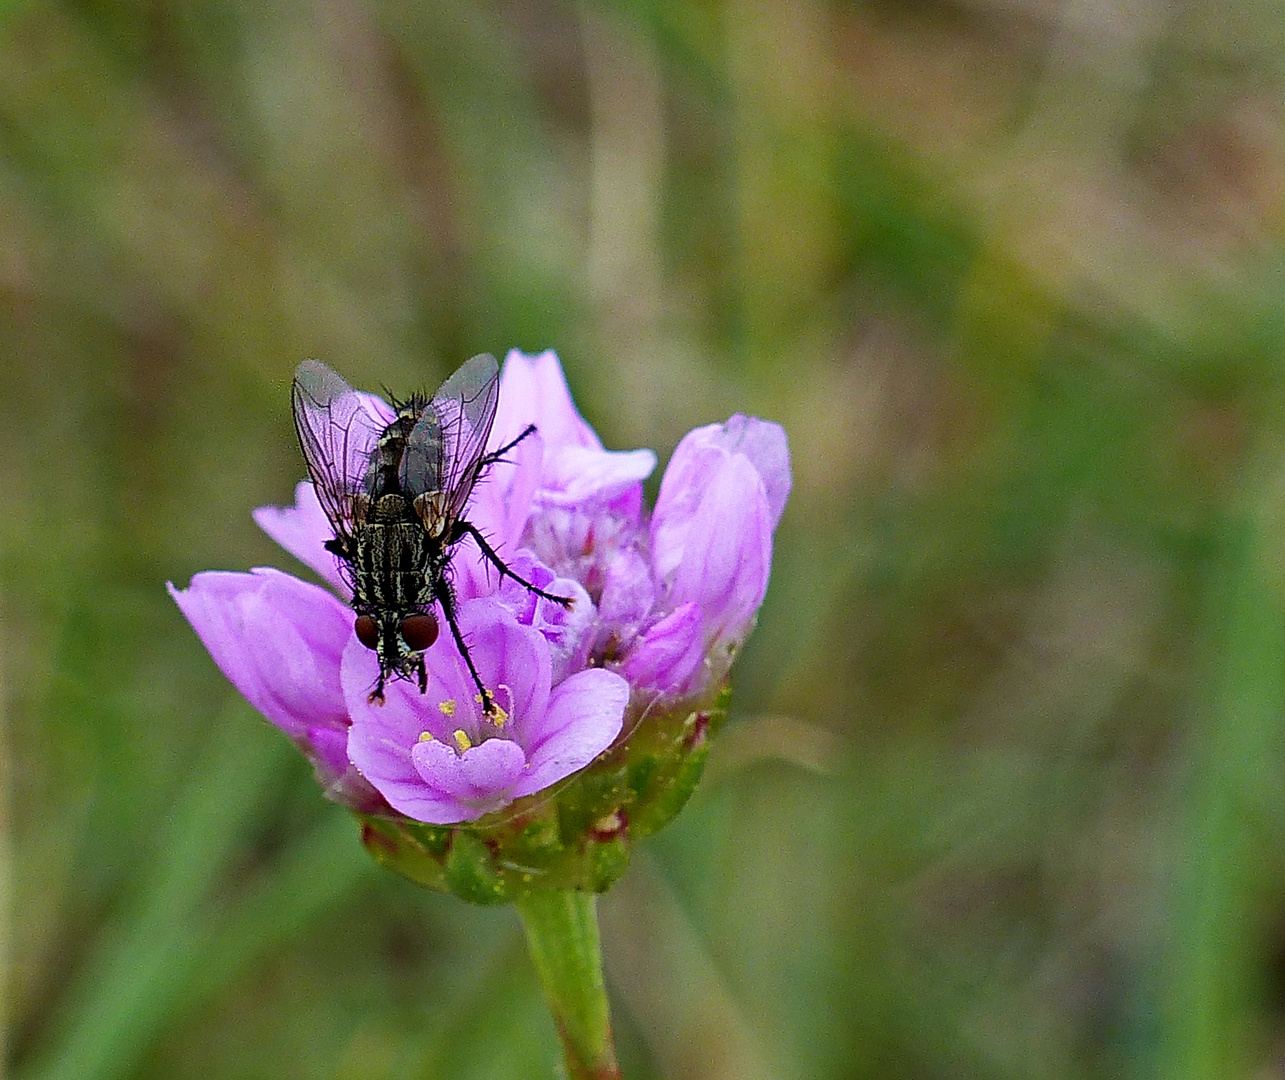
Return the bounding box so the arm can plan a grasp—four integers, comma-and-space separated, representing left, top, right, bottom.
354, 606, 439, 700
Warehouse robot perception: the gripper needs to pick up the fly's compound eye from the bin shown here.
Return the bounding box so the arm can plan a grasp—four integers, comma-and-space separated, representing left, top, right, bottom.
400, 613, 439, 652
354, 614, 379, 650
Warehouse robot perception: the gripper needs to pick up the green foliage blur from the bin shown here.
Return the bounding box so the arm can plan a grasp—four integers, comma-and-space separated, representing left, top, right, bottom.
6, 0, 1285, 1076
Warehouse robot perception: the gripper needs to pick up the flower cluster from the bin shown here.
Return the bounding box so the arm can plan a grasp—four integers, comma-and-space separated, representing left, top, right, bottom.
171, 351, 790, 827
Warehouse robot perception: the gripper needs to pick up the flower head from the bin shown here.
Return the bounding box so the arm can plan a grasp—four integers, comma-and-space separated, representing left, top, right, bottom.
171, 350, 789, 896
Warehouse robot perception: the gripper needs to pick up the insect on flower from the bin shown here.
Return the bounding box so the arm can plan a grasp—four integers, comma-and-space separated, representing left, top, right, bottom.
291, 354, 571, 708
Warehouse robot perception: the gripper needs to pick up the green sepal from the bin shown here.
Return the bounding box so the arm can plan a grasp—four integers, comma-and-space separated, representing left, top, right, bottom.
445, 832, 507, 905
359, 818, 448, 892
356, 684, 730, 905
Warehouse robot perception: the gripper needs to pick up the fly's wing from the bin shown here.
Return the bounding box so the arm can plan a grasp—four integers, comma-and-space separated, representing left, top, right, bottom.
404, 353, 500, 520
398, 404, 444, 499
291, 359, 386, 540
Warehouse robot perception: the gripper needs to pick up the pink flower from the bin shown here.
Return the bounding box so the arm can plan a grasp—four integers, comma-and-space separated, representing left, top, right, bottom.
169, 349, 790, 823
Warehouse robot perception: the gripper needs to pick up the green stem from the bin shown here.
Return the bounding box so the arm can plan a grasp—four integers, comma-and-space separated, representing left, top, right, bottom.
514, 889, 621, 1080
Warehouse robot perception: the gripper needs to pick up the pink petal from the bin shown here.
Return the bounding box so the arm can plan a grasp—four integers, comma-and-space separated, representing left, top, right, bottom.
306, 724, 351, 781
538, 445, 657, 506
622, 602, 705, 695
514, 668, 627, 797
169, 568, 350, 741
253, 481, 349, 594
714, 415, 791, 529
493, 349, 602, 452
354, 732, 476, 824
651, 441, 726, 582
651, 416, 791, 581
412, 737, 527, 807
669, 453, 772, 644
599, 548, 656, 628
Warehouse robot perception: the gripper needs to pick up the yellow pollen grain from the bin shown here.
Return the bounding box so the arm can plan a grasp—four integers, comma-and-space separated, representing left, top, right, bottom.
438, 699, 456, 717
489, 705, 509, 729
453, 729, 472, 752
418, 731, 434, 743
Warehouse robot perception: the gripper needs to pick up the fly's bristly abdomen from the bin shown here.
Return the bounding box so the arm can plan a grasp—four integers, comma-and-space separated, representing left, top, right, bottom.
353, 520, 439, 610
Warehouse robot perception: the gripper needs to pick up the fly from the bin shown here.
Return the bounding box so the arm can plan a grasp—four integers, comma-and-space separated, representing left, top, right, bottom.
291, 354, 569, 709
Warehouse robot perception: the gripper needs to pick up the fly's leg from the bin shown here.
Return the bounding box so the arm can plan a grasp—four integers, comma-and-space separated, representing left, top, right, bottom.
477, 423, 537, 469
416, 653, 428, 694
453, 520, 573, 608
434, 575, 497, 718
368, 671, 387, 706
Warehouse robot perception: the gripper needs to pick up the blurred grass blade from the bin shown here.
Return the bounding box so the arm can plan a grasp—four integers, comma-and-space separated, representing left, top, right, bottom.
1158, 512, 1285, 1080
1, 646, 10, 1080
599, 853, 778, 1080
395, 928, 531, 1080
177, 807, 374, 1012
18, 699, 286, 1080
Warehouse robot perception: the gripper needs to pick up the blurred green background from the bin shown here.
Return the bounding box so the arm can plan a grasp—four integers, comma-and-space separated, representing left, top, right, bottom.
6, 0, 1285, 1077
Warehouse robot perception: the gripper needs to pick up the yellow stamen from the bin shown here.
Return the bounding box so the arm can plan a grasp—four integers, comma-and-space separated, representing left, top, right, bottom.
418, 731, 434, 743
490, 704, 509, 728
453, 729, 472, 752
439, 699, 456, 717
